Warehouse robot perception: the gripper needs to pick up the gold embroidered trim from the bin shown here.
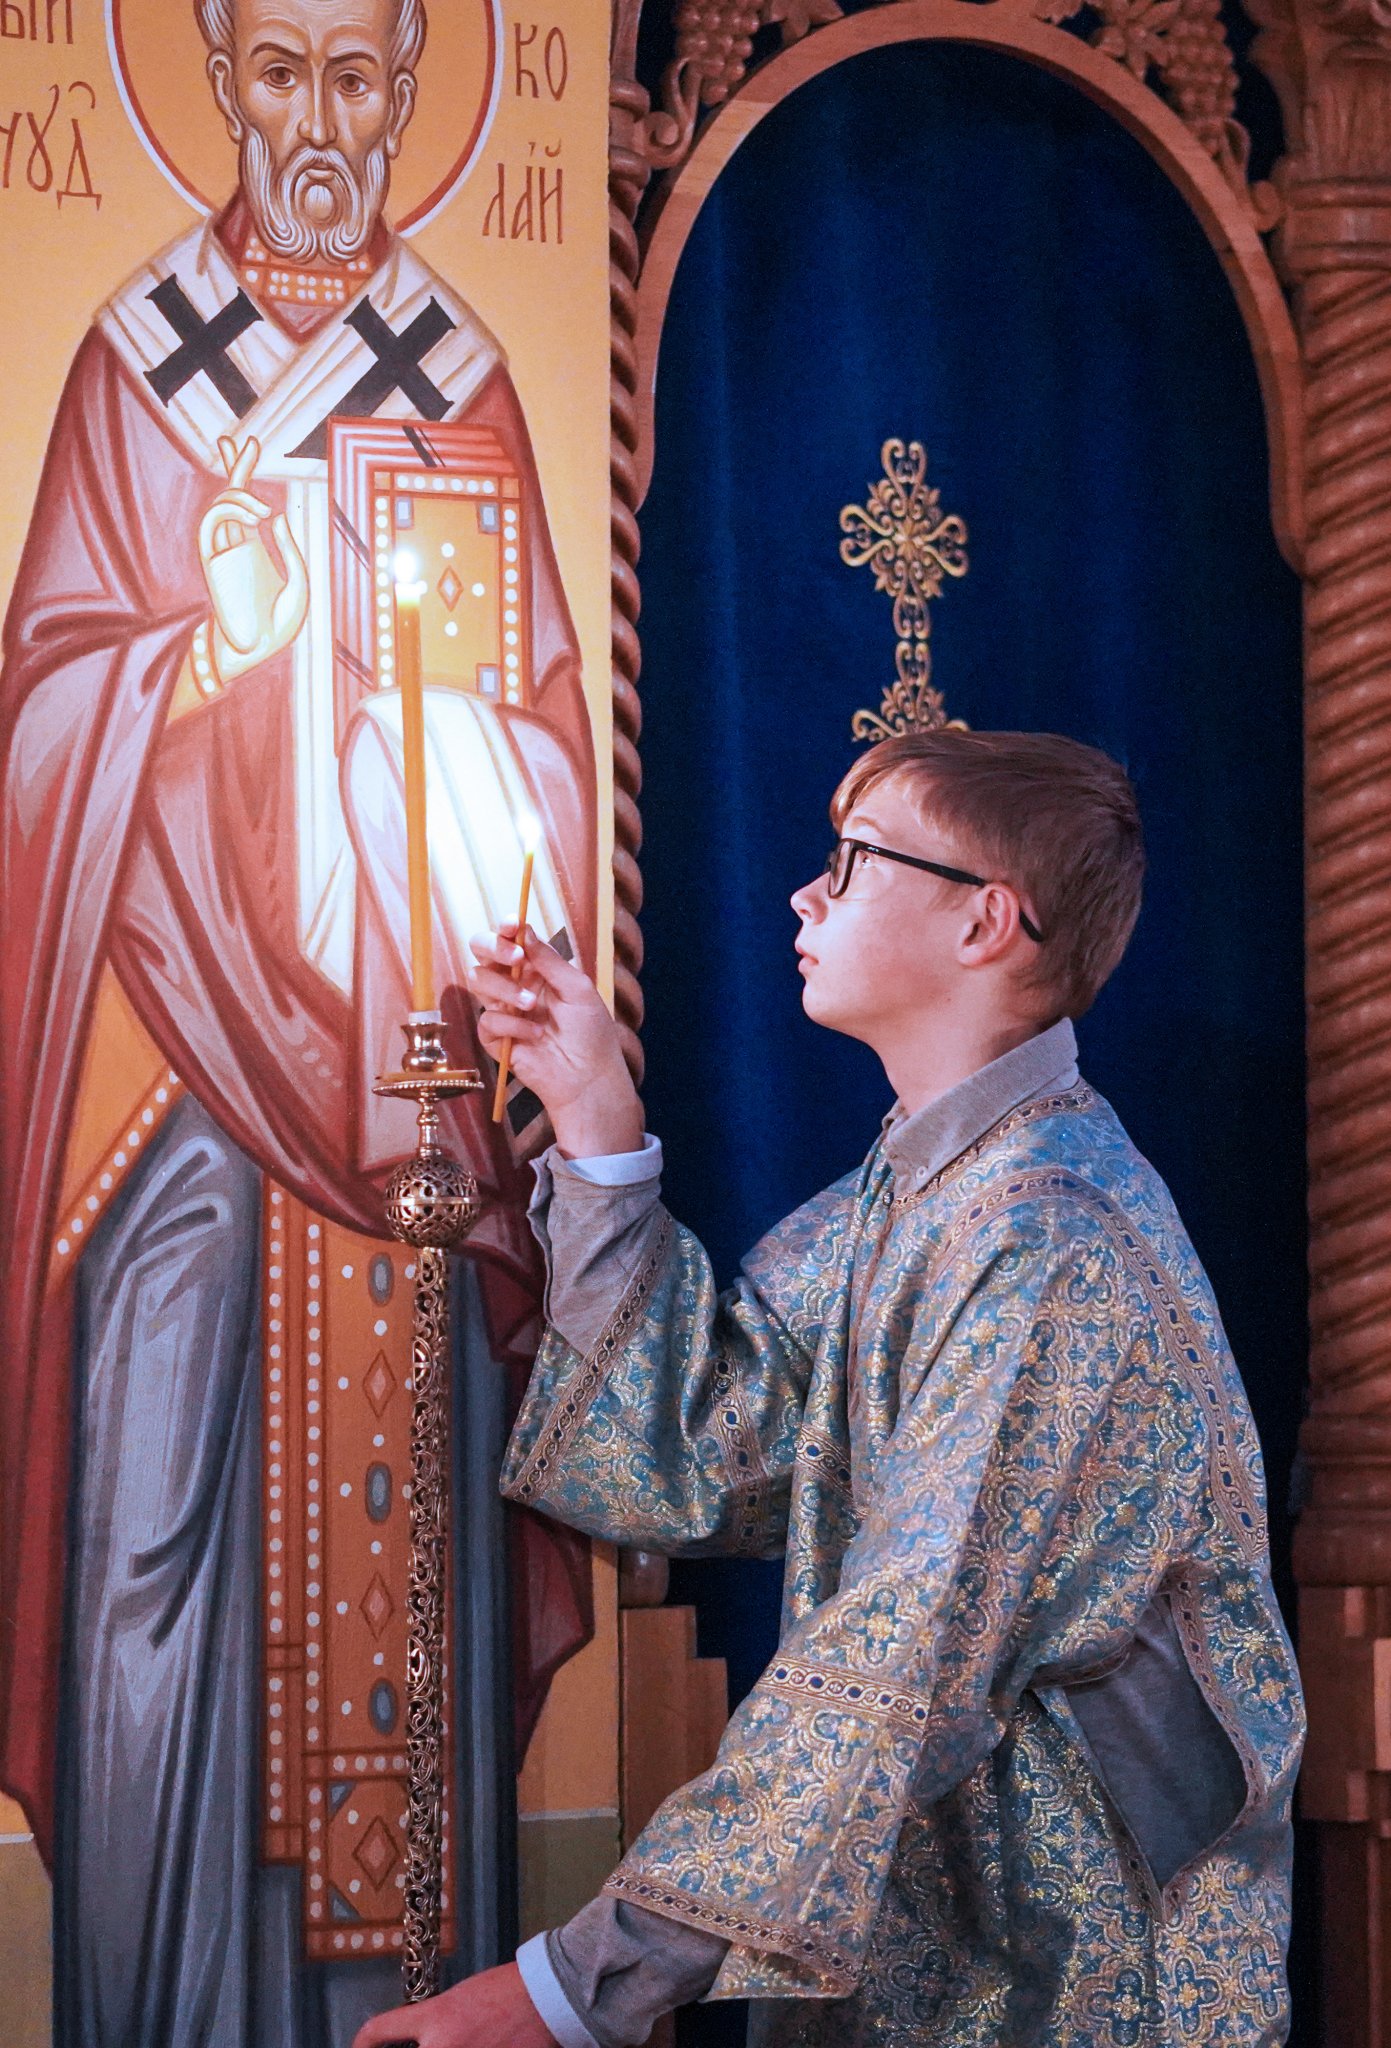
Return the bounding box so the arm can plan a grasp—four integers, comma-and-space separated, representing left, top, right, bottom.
509, 1215, 673, 1504
761, 1657, 931, 1734
1106, 1220, 1268, 1560
796, 1425, 854, 1500
710, 1354, 771, 1549
602, 1872, 856, 1983
1167, 1568, 1266, 1799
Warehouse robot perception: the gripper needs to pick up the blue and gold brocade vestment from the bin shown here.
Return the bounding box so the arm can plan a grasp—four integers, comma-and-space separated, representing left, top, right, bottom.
501, 1076, 1305, 2046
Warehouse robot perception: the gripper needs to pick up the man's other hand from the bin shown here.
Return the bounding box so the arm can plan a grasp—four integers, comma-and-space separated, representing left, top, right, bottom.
467, 924, 644, 1160
349, 1961, 559, 2048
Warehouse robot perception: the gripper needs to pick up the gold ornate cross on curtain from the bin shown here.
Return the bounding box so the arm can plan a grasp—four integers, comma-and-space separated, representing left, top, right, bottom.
841, 439, 969, 742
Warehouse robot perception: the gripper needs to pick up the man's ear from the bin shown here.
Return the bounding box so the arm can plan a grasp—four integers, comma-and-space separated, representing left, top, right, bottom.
208, 53, 243, 143
386, 71, 417, 159
960, 885, 1023, 967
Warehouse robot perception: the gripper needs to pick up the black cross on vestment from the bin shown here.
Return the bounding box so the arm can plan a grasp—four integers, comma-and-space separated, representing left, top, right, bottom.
144, 276, 263, 417
289, 296, 456, 460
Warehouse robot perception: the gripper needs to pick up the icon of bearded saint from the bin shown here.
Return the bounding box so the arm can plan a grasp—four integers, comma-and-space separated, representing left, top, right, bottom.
0, 0, 596, 2025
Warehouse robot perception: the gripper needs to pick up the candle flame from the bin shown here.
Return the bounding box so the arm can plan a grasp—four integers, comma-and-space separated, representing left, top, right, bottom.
517, 806, 543, 854
393, 546, 423, 590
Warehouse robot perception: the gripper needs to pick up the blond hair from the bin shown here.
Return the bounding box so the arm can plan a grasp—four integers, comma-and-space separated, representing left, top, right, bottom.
833, 729, 1145, 1017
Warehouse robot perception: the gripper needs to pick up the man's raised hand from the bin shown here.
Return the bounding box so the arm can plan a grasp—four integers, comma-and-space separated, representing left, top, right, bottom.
197, 432, 309, 684
467, 925, 644, 1160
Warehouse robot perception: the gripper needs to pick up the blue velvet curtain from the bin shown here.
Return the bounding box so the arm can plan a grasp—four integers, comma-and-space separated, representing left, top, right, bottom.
634, 40, 1308, 2041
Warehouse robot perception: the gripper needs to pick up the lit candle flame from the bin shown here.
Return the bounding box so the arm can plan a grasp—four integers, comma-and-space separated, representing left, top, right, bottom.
393, 546, 425, 593
517, 806, 542, 855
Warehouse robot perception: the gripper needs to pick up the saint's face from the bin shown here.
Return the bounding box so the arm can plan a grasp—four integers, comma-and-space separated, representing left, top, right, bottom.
211, 0, 417, 262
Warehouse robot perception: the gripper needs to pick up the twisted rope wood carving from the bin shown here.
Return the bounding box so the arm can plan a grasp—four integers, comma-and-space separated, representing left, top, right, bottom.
611, 56, 654, 1084
1299, 265, 1391, 1560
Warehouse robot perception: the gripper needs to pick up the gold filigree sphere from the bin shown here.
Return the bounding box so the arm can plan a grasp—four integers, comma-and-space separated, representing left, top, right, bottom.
841, 439, 968, 743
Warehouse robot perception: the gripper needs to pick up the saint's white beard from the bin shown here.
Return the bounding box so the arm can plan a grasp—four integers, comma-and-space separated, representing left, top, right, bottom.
241, 121, 388, 265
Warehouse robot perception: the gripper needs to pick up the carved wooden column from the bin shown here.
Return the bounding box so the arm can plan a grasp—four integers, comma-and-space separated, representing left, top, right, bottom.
610, 0, 654, 1084
1251, 1, 1391, 2032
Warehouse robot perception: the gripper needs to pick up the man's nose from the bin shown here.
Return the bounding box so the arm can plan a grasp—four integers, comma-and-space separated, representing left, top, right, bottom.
299, 69, 336, 145
790, 874, 828, 922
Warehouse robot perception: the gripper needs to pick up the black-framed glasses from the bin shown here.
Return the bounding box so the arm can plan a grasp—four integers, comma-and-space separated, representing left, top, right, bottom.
824, 838, 1046, 943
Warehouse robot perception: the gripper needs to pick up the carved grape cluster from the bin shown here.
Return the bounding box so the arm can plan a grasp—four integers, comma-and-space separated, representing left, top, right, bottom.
672, 0, 762, 105
1039, 0, 1252, 198
640, 0, 843, 165
1157, 0, 1244, 164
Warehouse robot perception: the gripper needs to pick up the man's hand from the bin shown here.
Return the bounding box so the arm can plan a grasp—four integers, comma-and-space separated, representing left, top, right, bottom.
349, 1962, 558, 2048
466, 924, 644, 1159
198, 433, 309, 684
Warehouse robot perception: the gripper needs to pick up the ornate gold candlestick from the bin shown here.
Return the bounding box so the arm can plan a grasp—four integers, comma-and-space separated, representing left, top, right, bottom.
374, 1015, 484, 2002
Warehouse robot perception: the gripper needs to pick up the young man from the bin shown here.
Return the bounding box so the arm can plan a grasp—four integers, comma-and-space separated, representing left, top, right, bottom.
355, 730, 1304, 2048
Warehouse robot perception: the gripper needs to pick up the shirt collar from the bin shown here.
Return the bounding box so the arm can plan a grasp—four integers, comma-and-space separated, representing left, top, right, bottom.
882, 1017, 1080, 1191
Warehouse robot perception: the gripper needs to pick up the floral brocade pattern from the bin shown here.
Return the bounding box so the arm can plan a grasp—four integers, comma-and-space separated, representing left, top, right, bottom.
500, 1089, 1304, 2045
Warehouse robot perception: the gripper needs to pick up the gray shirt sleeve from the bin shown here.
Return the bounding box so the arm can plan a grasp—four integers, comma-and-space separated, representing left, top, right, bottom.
526, 1140, 729, 2039
1061, 1591, 1247, 1886
544, 1896, 729, 2047
528, 1140, 665, 1358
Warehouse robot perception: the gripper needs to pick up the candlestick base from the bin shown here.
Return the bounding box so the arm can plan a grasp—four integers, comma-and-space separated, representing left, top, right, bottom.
373, 1016, 484, 1250
372, 1019, 484, 2003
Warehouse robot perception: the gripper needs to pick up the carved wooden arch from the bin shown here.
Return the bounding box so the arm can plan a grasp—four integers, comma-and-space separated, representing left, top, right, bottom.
626, 0, 1306, 559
